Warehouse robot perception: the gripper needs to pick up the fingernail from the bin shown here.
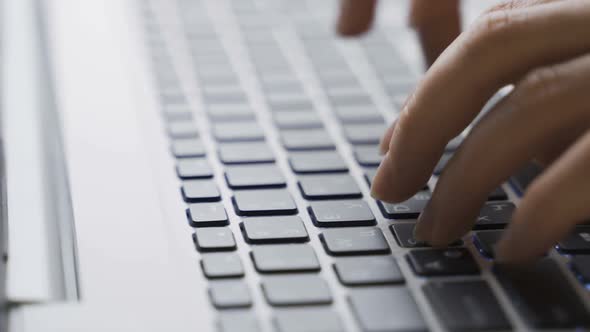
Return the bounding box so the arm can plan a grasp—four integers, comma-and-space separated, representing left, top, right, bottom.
370, 153, 394, 201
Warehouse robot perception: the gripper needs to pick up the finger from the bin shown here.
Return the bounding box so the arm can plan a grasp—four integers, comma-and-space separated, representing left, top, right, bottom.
496, 129, 590, 262
337, 0, 378, 36
410, 0, 461, 67
372, 0, 590, 204
415, 52, 590, 245
379, 120, 396, 155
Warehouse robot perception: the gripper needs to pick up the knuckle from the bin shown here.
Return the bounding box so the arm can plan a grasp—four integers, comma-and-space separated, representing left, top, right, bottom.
461, 10, 524, 56
517, 66, 564, 104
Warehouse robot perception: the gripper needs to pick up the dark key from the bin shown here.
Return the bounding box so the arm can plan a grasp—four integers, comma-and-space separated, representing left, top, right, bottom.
434, 153, 452, 175
201, 252, 244, 278
262, 275, 332, 306
321, 227, 390, 255
171, 138, 206, 158
218, 312, 260, 332
251, 244, 320, 273
343, 123, 386, 145
475, 201, 515, 229
289, 151, 348, 174
379, 191, 431, 219
488, 186, 508, 201
495, 259, 590, 329
298, 174, 362, 200
194, 227, 236, 252
186, 202, 228, 227
445, 135, 463, 152
391, 223, 463, 249
558, 226, 590, 254
241, 216, 308, 243
364, 168, 377, 186
176, 158, 213, 179
233, 189, 297, 216
353, 145, 382, 167
309, 200, 376, 227
333, 105, 384, 124
423, 280, 511, 332
510, 162, 543, 195
218, 142, 275, 164
225, 165, 286, 189
273, 111, 323, 129
207, 103, 256, 122
274, 308, 344, 332
167, 122, 199, 138
209, 280, 251, 308
334, 256, 404, 285
407, 248, 479, 276
281, 129, 335, 151
212, 122, 265, 142
348, 287, 427, 332
570, 255, 590, 283
181, 179, 221, 203
473, 230, 503, 258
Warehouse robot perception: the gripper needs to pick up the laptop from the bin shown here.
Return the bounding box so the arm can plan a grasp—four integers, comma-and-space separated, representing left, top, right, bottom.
1, 0, 589, 331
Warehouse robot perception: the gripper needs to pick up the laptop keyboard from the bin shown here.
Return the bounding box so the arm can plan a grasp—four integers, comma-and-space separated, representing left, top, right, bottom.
138, 0, 590, 331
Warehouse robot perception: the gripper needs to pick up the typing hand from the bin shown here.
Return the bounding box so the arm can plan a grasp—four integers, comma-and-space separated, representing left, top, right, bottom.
338, 0, 590, 262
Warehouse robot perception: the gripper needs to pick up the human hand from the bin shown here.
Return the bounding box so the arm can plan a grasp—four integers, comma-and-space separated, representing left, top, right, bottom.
341, 0, 590, 262
337, 0, 461, 66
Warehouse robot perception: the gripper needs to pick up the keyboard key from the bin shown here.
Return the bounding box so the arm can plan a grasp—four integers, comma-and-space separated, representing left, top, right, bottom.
181, 179, 221, 202
176, 158, 213, 179
495, 259, 590, 329
321, 227, 390, 255
268, 94, 314, 112
225, 164, 286, 189
348, 287, 427, 332
423, 280, 511, 332
167, 121, 199, 138
333, 105, 384, 124
407, 248, 479, 276
473, 230, 503, 258
218, 142, 275, 164
379, 191, 431, 219
218, 312, 260, 332
353, 145, 382, 166
364, 168, 377, 186
251, 244, 320, 273
194, 227, 236, 252
570, 255, 590, 283
187, 202, 228, 227
241, 216, 308, 243
206, 103, 256, 122
298, 174, 362, 200
334, 256, 404, 285
309, 200, 376, 227
281, 129, 335, 151
488, 186, 508, 201
342, 123, 386, 145
274, 308, 344, 332
329, 93, 373, 106
212, 122, 265, 142
233, 189, 297, 216
209, 280, 251, 308
171, 139, 206, 158
262, 275, 332, 306
201, 252, 244, 278
391, 223, 463, 249
558, 226, 590, 254
289, 151, 348, 174
475, 201, 515, 229
273, 111, 323, 129
434, 153, 452, 175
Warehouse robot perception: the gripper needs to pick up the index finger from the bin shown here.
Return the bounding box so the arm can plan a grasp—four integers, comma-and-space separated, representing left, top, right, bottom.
371, 0, 589, 203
